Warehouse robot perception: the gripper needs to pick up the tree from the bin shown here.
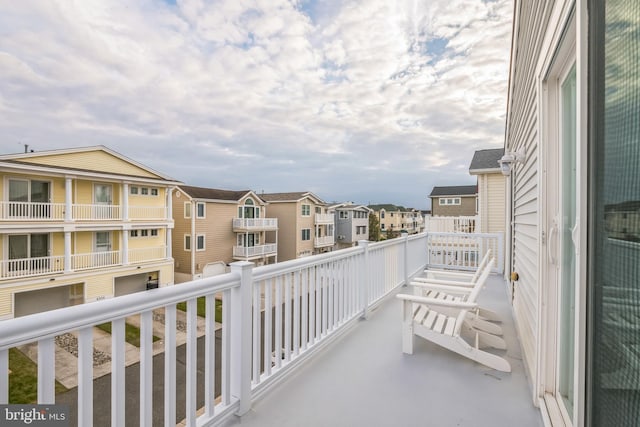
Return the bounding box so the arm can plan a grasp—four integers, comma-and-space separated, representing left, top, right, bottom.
385, 227, 399, 239
369, 213, 381, 241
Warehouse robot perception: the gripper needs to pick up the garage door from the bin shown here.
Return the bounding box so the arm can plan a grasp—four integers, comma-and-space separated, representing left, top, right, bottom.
114, 272, 154, 297
14, 284, 81, 317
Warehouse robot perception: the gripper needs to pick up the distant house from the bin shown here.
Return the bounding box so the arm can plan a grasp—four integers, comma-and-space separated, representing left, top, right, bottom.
469, 148, 506, 233
329, 203, 371, 249
171, 186, 277, 282
428, 185, 477, 217
260, 192, 334, 261
370, 205, 425, 236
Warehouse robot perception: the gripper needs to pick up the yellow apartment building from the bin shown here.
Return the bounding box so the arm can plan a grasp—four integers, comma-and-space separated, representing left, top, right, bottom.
0, 146, 180, 319
260, 192, 334, 261
172, 186, 278, 282
373, 206, 425, 237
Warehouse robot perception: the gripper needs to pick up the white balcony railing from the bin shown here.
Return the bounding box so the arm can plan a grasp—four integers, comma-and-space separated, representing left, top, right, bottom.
128, 246, 167, 263
0, 201, 66, 220
0, 255, 65, 279
72, 204, 122, 221
0, 232, 433, 426
424, 215, 478, 233
233, 243, 278, 258
128, 205, 168, 220
314, 235, 335, 247
232, 218, 278, 230
426, 232, 504, 273
71, 251, 121, 270
315, 213, 334, 224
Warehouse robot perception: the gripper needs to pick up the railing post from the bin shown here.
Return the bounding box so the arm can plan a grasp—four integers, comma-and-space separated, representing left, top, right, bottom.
497, 232, 505, 274
401, 232, 409, 286
64, 231, 72, 272
230, 261, 253, 416
65, 177, 73, 221
357, 240, 370, 319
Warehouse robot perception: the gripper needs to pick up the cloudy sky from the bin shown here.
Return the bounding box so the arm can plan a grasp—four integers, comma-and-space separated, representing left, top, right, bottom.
0, 0, 512, 209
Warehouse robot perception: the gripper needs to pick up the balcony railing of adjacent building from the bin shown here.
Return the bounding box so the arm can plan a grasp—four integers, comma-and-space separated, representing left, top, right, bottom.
0, 201, 169, 222
0, 232, 510, 427
315, 213, 334, 224
424, 215, 478, 233
0, 246, 169, 279
314, 235, 335, 247
232, 218, 278, 231
233, 243, 278, 258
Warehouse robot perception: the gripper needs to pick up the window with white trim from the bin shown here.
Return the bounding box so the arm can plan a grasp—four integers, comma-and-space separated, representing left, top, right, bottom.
184, 235, 191, 251
196, 202, 206, 218
184, 202, 191, 218
301, 204, 310, 216
301, 229, 311, 240
141, 187, 149, 195
196, 234, 205, 251
151, 188, 159, 196
130, 186, 139, 195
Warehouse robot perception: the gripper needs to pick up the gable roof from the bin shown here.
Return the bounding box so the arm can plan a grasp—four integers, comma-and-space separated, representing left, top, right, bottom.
0, 145, 180, 183
469, 148, 505, 174
260, 191, 326, 205
329, 203, 372, 212
178, 185, 254, 202
429, 185, 477, 197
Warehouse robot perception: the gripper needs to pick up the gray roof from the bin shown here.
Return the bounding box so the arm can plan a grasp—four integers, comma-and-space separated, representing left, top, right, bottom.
469, 148, 504, 172
179, 185, 252, 201
261, 192, 326, 204
429, 185, 477, 197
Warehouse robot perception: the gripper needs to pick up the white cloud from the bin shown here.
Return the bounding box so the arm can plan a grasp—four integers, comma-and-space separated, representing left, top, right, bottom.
0, 0, 513, 208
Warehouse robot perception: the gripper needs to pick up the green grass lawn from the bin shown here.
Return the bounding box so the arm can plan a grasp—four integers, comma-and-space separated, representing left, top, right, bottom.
96, 322, 160, 348
177, 297, 223, 323
8, 348, 67, 404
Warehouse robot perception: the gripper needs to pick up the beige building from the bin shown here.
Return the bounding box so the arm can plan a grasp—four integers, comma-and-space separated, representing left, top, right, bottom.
372, 206, 425, 236
0, 146, 180, 319
428, 185, 477, 217
260, 192, 334, 261
469, 148, 506, 234
172, 186, 277, 282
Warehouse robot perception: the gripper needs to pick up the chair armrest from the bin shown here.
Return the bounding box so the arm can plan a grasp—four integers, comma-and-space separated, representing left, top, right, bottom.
412, 277, 475, 287
396, 293, 477, 309
409, 282, 474, 295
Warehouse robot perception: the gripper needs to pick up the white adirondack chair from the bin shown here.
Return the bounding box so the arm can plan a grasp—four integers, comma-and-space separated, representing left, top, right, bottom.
397, 266, 511, 372
418, 249, 493, 285
411, 258, 502, 333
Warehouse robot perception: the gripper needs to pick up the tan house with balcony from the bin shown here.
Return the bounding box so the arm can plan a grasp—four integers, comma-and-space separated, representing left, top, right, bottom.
172, 186, 277, 282
371, 205, 425, 237
428, 185, 478, 217
0, 146, 180, 319
261, 192, 333, 261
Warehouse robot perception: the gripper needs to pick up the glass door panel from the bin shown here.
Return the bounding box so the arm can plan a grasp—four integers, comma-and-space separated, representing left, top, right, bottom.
558, 64, 577, 419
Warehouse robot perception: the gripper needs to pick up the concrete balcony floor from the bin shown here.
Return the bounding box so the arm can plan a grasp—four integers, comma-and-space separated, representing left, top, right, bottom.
223, 274, 542, 427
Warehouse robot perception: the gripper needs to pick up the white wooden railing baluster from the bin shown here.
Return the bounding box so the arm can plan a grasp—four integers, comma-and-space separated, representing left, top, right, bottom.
222, 291, 231, 406
309, 269, 316, 346
78, 327, 93, 426
264, 280, 272, 377
252, 281, 260, 384
205, 295, 216, 418
284, 273, 291, 362
186, 298, 197, 427
111, 318, 125, 427
0, 349, 7, 404
164, 305, 177, 427
37, 338, 55, 404
301, 269, 308, 351
274, 276, 282, 370
140, 311, 153, 427
293, 271, 300, 356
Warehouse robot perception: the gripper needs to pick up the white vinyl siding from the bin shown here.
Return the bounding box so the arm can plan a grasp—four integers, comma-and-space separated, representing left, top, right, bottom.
505, 0, 556, 393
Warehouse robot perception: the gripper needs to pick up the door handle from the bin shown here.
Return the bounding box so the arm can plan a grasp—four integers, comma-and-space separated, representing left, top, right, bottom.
548, 224, 557, 265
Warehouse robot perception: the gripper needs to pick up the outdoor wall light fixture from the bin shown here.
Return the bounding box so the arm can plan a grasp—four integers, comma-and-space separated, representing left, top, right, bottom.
498, 149, 525, 176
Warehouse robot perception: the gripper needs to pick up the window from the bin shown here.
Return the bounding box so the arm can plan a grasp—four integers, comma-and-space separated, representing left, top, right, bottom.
184, 202, 191, 218
150, 188, 159, 196
196, 234, 205, 251
150, 229, 158, 237
141, 187, 149, 195
130, 230, 138, 238
381, 211, 385, 219
439, 198, 461, 206
381, 224, 385, 230
340, 211, 349, 219
301, 204, 310, 216
130, 186, 139, 195
315, 206, 322, 214
196, 202, 206, 218
301, 229, 311, 240
141, 229, 149, 237
184, 235, 191, 251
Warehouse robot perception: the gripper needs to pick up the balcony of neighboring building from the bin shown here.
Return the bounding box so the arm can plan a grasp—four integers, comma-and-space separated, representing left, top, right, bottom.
233, 243, 278, 260
232, 218, 278, 232
314, 235, 335, 248
315, 213, 334, 224
0, 231, 169, 281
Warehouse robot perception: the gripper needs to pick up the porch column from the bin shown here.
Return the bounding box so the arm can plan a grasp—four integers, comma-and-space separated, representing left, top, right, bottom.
166, 187, 174, 221
122, 230, 129, 265
122, 183, 129, 221
64, 231, 72, 272
166, 228, 172, 259
65, 177, 73, 222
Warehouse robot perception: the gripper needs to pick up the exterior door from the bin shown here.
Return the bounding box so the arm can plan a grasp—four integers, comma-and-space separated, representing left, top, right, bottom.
94, 184, 113, 219
94, 231, 112, 266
